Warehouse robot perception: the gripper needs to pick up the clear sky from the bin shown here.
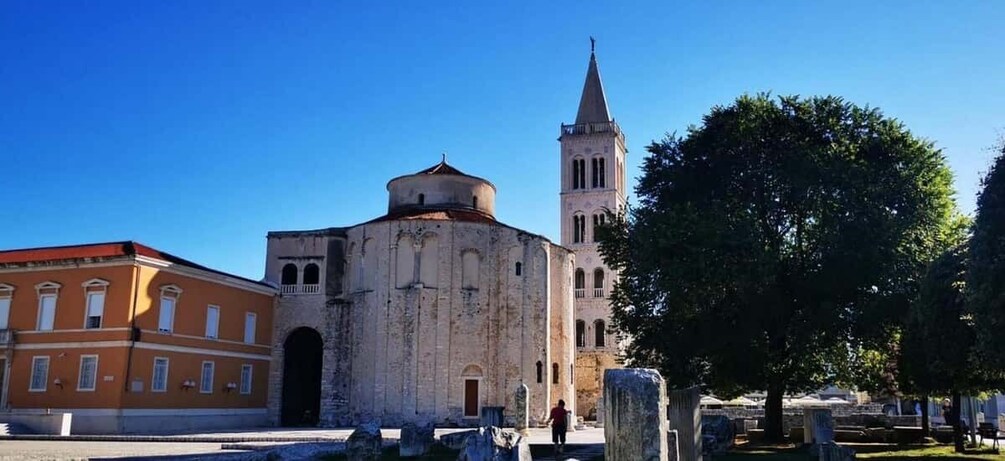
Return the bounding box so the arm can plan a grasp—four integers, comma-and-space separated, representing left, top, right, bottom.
2, 1, 1003, 280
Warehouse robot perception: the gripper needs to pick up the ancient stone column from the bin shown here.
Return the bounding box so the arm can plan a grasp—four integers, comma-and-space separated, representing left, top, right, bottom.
515, 383, 529, 435
667, 386, 702, 461
603, 368, 669, 461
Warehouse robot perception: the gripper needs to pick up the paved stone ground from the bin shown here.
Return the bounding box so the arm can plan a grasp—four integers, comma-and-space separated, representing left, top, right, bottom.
0, 427, 606, 460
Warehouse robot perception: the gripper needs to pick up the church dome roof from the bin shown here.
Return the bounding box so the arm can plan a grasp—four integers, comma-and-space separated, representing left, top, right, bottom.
385, 158, 497, 218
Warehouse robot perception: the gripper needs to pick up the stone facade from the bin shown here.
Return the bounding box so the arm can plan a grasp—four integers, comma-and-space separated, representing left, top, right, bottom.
265, 161, 575, 427
561, 49, 627, 419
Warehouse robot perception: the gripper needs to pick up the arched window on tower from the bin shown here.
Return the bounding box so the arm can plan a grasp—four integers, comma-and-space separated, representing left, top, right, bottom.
552, 362, 560, 385
303, 263, 320, 293
515, 262, 522, 276
572, 158, 586, 190
573, 215, 586, 243
418, 193, 425, 205
281, 264, 298, 293
593, 268, 605, 298
536, 361, 543, 383
576, 320, 585, 348
595, 319, 607, 348
592, 213, 606, 242
574, 269, 585, 298
592, 157, 606, 188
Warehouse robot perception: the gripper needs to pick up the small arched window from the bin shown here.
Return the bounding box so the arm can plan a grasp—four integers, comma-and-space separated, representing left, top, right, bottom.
281, 264, 298, 286
593, 268, 605, 297
472, 196, 478, 209
536, 361, 543, 383
576, 320, 585, 348
303, 263, 320, 285
515, 262, 522, 276
552, 363, 560, 385
572, 215, 586, 243
418, 193, 425, 205
574, 269, 585, 298
595, 319, 607, 348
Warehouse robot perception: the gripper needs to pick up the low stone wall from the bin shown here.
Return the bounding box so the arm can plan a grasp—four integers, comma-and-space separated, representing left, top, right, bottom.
702, 408, 919, 436
0, 413, 72, 435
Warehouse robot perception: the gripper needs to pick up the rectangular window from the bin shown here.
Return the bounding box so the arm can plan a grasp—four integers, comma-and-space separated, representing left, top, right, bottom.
205, 306, 220, 339
37, 294, 57, 331
244, 312, 256, 344
152, 357, 169, 392
200, 361, 214, 394
0, 297, 10, 330
29, 356, 49, 391
598, 158, 606, 188
592, 158, 599, 188
240, 364, 253, 395
158, 297, 175, 333
77, 355, 98, 391
85, 292, 104, 329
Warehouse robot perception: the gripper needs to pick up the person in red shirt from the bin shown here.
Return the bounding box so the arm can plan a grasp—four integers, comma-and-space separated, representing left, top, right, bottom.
546, 399, 569, 454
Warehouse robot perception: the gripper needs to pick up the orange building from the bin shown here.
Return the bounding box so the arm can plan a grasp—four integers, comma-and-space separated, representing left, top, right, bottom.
0, 242, 276, 434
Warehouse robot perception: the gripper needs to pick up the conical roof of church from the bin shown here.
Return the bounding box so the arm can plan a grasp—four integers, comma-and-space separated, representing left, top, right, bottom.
575, 52, 612, 124
415, 158, 469, 176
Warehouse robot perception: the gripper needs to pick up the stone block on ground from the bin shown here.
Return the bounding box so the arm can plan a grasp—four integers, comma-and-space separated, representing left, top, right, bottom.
815, 441, 856, 461
667, 386, 702, 461
399, 421, 435, 458
457, 426, 531, 461
604, 368, 669, 461
346, 422, 383, 461
701, 414, 734, 452
891, 426, 925, 444
439, 430, 479, 450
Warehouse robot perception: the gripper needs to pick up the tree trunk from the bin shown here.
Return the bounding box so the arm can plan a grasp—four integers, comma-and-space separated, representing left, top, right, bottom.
764, 383, 785, 443
952, 392, 964, 453
920, 396, 930, 436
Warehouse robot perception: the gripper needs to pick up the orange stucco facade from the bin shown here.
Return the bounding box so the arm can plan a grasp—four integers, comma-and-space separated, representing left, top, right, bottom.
0, 242, 276, 433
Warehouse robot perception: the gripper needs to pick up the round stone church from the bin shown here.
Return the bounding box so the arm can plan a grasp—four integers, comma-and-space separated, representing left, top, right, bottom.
263, 160, 576, 427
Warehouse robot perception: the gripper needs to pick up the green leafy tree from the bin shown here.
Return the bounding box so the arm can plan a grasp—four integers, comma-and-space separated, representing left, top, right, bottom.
900, 245, 983, 452
968, 142, 1005, 383
597, 94, 957, 442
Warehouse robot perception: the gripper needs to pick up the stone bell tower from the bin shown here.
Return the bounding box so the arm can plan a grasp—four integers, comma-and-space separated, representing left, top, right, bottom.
559, 39, 627, 419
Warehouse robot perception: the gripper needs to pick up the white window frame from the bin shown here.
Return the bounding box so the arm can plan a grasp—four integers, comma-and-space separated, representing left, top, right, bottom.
240, 364, 253, 395
36, 294, 57, 331
200, 361, 214, 394
0, 283, 13, 330
29, 356, 49, 392
82, 279, 109, 329
205, 305, 220, 339
77, 355, 99, 391
157, 284, 182, 334
151, 357, 169, 393
243, 312, 256, 344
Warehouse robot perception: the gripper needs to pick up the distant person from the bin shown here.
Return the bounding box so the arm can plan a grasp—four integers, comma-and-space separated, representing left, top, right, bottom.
547, 399, 569, 454
942, 399, 956, 425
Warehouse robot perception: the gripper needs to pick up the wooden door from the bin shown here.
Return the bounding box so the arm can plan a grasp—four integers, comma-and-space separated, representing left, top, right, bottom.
464, 379, 479, 417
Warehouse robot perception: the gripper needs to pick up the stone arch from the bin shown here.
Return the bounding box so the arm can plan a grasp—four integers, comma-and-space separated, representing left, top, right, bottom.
419, 233, 439, 287
594, 319, 607, 348
281, 327, 323, 426
303, 263, 320, 285
395, 233, 415, 289
593, 268, 605, 297
461, 250, 480, 289
461, 364, 483, 418
281, 264, 298, 286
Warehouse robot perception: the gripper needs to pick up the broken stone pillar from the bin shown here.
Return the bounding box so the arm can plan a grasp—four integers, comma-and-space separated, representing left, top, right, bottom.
346, 422, 383, 461
603, 368, 669, 461
803, 408, 834, 445
595, 397, 605, 428
399, 421, 435, 458
667, 386, 702, 461
515, 384, 529, 435
457, 426, 531, 461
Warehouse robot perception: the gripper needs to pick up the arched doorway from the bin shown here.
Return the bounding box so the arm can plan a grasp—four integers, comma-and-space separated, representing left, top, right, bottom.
281, 327, 323, 426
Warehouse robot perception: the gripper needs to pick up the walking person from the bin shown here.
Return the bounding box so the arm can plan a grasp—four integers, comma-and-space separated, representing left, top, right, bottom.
547, 399, 569, 454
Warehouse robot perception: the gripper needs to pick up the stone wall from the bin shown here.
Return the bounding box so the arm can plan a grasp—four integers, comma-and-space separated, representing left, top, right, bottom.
268, 218, 574, 427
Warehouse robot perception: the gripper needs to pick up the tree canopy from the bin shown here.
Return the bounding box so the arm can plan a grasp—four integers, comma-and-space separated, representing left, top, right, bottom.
597, 94, 958, 441
968, 142, 1005, 382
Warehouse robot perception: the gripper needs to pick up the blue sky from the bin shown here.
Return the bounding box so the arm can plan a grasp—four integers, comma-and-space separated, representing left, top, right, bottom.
2, 1, 1003, 280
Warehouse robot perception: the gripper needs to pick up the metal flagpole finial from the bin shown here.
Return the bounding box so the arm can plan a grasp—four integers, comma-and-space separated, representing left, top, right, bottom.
590, 36, 596, 53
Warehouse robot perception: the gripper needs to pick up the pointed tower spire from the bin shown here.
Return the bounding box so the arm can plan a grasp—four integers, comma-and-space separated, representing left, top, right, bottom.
575, 38, 612, 124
